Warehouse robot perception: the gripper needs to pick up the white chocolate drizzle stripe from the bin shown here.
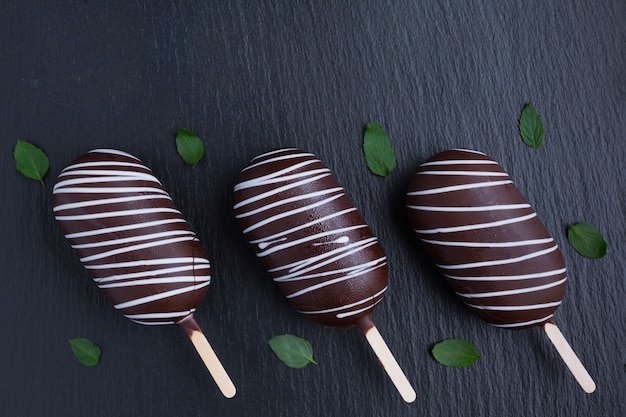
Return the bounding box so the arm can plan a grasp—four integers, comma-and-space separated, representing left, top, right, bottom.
89, 149, 140, 159
408, 203, 531, 212
236, 158, 320, 189
132, 320, 177, 325
72, 230, 195, 249
234, 172, 332, 209
415, 212, 537, 234
279, 255, 386, 285
451, 149, 487, 155
86, 257, 209, 270
235, 166, 329, 190
250, 208, 357, 244
274, 257, 385, 282
465, 301, 562, 311
437, 245, 558, 269
297, 287, 388, 315
421, 237, 553, 248
54, 175, 162, 189
243, 193, 344, 234
420, 159, 495, 166
59, 169, 153, 177
96, 264, 211, 283
53, 186, 168, 195
53, 195, 171, 212
258, 237, 287, 249
59, 161, 147, 172
444, 268, 566, 282
417, 170, 509, 177
241, 153, 313, 172
285, 261, 387, 299
124, 310, 195, 320
285, 240, 381, 275
269, 237, 377, 278
490, 315, 554, 328
249, 148, 301, 162
456, 277, 566, 298
79, 236, 196, 263
236, 187, 343, 218
56, 207, 181, 221
57, 169, 159, 180
407, 180, 513, 196
314, 236, 350, 246
113, 280, 211, 309
257, 224, 367, 257
64, 218, 186, 239
98, 276, 210, 289
242, 152, 316, 172
337, 298, 385, 318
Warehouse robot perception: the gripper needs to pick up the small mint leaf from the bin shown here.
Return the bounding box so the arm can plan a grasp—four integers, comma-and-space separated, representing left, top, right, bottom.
68, 337, 101, 367
432, 338, 481, 368
14, 140, 49, 184
519, 103, 544, 148
176, 129, 205, 165
567, 222, 607, 258
268, 334, 317, 369
363, 122, 397, 177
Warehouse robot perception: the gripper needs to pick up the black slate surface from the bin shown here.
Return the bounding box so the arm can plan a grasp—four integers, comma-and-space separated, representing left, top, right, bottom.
1, 1, 624, 416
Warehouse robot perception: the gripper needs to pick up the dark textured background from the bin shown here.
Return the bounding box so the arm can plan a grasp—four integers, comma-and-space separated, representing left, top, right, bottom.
1, 1, 624, 416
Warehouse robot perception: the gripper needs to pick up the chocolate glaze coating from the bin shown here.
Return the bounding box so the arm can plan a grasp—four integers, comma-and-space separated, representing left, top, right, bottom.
233, 148, 388, 329
406, 149, 566, 329
53, 149, 211, 325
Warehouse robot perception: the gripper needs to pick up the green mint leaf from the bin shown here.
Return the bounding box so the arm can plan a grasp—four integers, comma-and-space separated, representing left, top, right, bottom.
176, 128, 205, 165
363, 122, 397, 177
519, 103, 544, 148
567, 222, 607, 258
13, 140, 49, 184
268, 334, 317, 369
432, 338, 481, 368
68, 337, 101, 367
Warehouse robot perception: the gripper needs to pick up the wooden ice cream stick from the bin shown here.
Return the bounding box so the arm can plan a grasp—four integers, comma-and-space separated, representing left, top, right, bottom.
180, 315, 237, 398
543, 321, 596, 393
358, 319, 416, 403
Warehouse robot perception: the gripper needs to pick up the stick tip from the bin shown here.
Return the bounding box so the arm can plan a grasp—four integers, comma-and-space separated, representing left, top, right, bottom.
582, 380, 596, 394
402, 388, 417, 403
222, 385, 237, 399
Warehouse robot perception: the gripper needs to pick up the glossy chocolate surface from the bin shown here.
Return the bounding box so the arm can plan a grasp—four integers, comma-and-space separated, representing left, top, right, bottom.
234, 148, 388, 328
53, 149, 211, 325
407, 149, 566, 329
